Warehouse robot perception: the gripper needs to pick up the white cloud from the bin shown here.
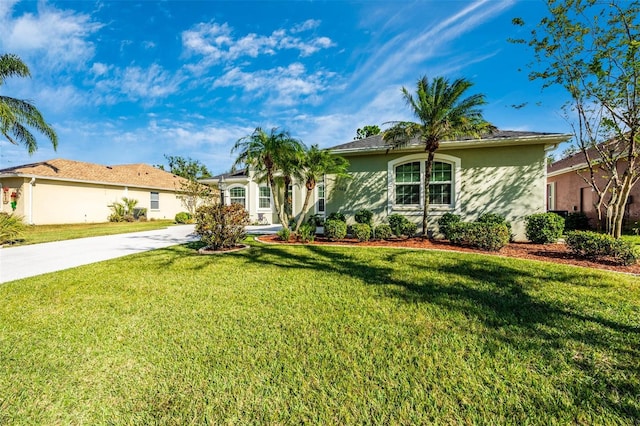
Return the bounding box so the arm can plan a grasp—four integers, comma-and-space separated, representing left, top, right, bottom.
291, 19, 321, 33
90, 62, 110, 76
213, 63, 335, 106
121, 64, 184, 101
0, 1, 102, 70
182, 19, 335, 72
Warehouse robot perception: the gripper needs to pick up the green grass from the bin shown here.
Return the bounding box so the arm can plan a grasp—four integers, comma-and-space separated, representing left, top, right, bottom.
0, 238, 638, 424
11, 220, 176, 245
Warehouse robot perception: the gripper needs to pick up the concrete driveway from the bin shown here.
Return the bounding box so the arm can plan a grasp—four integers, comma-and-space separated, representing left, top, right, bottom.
0, 224, 283, 284
0, 225, 198, 284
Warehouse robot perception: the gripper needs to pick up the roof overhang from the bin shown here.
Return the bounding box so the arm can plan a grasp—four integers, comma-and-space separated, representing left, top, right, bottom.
0, 173, 183, 192
331, 133, 572, 156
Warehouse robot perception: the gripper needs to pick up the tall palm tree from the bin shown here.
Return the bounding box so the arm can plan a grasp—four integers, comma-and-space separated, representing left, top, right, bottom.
0, 53, 58, 154
383, 76, 494, 236
232, 127, 304, 229
293, 145, 350, 232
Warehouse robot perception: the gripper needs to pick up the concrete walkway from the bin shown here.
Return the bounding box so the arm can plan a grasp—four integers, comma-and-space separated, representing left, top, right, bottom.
0, 224, 283, 284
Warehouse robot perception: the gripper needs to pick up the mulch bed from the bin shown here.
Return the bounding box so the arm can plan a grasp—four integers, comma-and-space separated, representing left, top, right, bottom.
257, 234, 640, 275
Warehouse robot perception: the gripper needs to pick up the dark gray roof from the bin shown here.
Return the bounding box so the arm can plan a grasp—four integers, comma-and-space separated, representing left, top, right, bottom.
328, 130, 564, 152
210, 168, 247, 180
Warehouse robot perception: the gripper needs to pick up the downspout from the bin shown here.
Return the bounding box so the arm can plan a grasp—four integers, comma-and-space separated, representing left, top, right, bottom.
28, 177, 36, 224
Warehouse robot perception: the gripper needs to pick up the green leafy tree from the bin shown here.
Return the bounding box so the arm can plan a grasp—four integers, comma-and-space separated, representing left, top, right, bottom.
512, 0, 640, 238
0, 53, 57, 154
383, 76, 494, 235
232, 127, 305, 230
354, 125, 381, 140
293, 145, 350, 232
156, 155, 211, 180
155, 155, 215, 215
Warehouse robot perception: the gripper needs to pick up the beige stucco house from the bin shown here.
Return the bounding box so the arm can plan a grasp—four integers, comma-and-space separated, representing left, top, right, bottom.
0, 159, 190, 224
208, 130, 571, 241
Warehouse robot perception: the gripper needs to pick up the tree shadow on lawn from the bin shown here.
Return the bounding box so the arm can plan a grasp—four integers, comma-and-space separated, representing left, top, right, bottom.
240, 242, 640, 421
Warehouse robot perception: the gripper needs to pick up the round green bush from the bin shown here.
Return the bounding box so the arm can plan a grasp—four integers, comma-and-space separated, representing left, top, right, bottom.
374, 224, 393, 240
326, 212, 346, 223
525, 213, 565, 244
437, 213, 461, 240
354, 209, 373, 226
324, 219, 347, 241
175, 211, 192, 224
351, 223, 371, 242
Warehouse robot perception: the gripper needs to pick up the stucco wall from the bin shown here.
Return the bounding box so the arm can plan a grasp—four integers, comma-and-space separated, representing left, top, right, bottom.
327, 144, 547, 241
0, 178, 185, 224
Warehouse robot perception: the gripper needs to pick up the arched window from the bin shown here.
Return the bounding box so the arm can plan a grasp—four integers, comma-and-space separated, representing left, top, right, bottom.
388, 154, 460, 211
229, 186, 246, 207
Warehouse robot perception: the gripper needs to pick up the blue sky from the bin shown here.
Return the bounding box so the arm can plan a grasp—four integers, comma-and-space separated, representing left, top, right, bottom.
0, 0, 572, 174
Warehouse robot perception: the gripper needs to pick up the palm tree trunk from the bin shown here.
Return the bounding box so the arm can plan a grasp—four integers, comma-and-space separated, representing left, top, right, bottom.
294, 185, 315, 232
422, 150, 436, 237
268, 171, 289, 229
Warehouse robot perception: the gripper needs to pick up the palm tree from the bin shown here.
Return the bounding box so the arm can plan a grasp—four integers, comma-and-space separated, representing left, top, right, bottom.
0, 53, 58, 154
293, 145, 350, 232
383, 76, 494, 235
232, 127, 304, 229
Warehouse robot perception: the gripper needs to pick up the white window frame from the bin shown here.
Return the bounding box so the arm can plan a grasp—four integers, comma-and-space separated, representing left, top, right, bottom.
150, 191, 160, 210
257, 185, 272, 210
387, 153, 461, 214
228, 185, 247, 208
547, 182, 556, 211
315, 177, 326, 215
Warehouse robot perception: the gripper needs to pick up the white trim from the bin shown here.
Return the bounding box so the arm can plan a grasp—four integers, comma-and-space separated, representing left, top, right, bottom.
227, 184, 247, 208
256, 185, 273, 211
546, 182, 556, 210
315, 178, 326, 215
387, 153, 461, 215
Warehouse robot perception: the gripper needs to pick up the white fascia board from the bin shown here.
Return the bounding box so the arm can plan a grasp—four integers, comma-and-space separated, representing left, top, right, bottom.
0, 173, 182, 192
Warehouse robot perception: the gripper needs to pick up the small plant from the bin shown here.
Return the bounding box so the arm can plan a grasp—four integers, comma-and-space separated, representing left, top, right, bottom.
324, 219, 347, 241
306, 214, 325, 227
447, 222, 510, 251
437, 213, 461, 240
354, 209, 373, 226
351, 223, 371, 242
565, 212, 591, 231
388, 214, 416, 237
175, 211, 192, 224
525, 213, 565, 244
276, 227, 291, 242
108, 197, 141, 222
297, 223, 316, 243
565, 231, 638, 266
194, 203, 250, 250
374, 224, 393, 240
0, 213, 25, 245
326, 212, 346, 223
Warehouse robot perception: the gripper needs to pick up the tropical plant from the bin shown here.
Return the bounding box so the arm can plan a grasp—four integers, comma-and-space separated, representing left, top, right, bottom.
0, 212, 25, 244
354, 125, 381, 140
296, 223, 315, 243
383, 76, 494, 235
0, 53, 58, 154
232, 127, 305, 230
293, 145, 350, 232
108, 197, 140, 222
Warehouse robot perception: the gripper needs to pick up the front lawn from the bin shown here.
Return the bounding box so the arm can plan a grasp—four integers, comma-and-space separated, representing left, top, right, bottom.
0, 239, 638, 424
10, 220, 176, 246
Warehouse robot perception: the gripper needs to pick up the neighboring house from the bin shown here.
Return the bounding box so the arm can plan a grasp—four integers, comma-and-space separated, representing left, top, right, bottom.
0, 159, 190, 224
209, 130, 570, 240
547, 146, 640, 229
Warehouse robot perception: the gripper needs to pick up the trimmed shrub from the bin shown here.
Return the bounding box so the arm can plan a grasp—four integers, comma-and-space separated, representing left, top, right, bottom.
565, 231, 638, 266
352, 223, 371, 242
194, 203, 250, 250
525, 213, 565, 244
324, 219, 347, 241
448, 222, 510, 251
276, 227, 291, 242
175, 211, 192, 224
0, 213, 25, 245
437, 213, 461, 240
354, 209, 374, 226
297, 223, 315, 243
388, 214, 416, 237
374, 224, 393, 240
326, 212, 346, 223
306, 214, 324, 227
564, 212, 591, 231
